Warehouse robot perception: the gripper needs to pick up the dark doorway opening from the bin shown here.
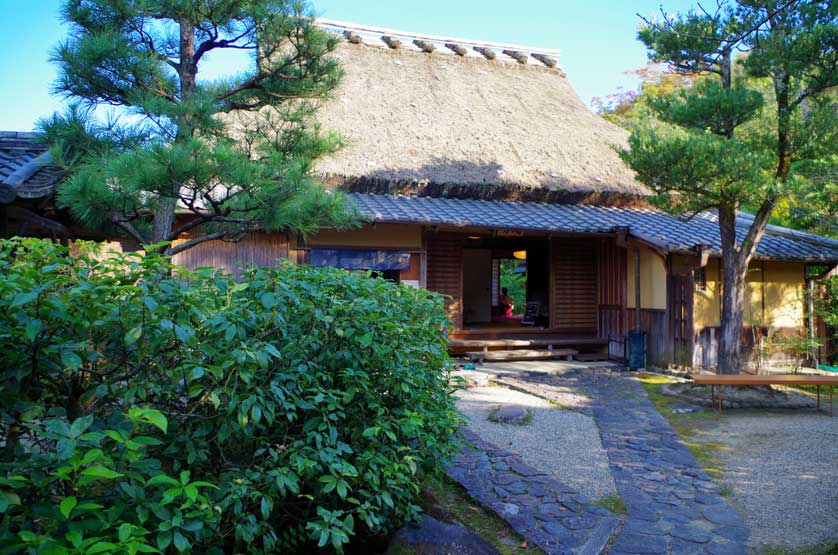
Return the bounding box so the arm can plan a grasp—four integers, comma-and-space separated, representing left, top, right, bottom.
462, 237, 550, 328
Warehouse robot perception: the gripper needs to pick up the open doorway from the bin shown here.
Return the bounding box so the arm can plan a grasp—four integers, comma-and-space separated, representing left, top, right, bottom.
462, 238, 550, 328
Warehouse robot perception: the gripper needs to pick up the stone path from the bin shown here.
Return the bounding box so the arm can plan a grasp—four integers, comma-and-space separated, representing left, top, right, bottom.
447, 428, 620, 555
519, 370, 749, 555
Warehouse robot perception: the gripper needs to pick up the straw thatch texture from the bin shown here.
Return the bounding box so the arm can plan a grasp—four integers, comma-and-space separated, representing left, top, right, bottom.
311, 40, 648, 203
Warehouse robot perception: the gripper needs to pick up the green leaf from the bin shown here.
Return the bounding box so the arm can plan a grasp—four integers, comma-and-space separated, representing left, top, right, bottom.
174, 325, 192, 344
81, 465, 123, 479
69, 415, 93, 438
125, 326, 143, 345
61, 351, 82, 371
118, 522, 132, 543
141, 295, 158, 311
23, 319, 41, 341
59, 496, 77, 519
146, 474, 180, 488
156, 531, 172, 551
172, 530, 190, 552
10, 290, 38, 308
87, 542, 118, 554
0, 491, 21, 513
142, 409, 168, 434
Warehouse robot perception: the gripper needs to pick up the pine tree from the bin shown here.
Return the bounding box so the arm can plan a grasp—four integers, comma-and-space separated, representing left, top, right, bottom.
41, 0, 352, 256
622, 1, 838, 374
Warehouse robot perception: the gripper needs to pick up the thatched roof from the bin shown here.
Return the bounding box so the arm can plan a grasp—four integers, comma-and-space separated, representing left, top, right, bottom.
310, 20, 648, 204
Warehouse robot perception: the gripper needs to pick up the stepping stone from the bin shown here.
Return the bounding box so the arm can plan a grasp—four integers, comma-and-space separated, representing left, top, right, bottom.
702, 506, 743, 527
496, 502, 519, 517
669, 402, 704, 414
611, 532, 667, 554
707, 540, 743, 555
712, 525, 749, 542
489, 404, 531, 424
669, 524, 712, 544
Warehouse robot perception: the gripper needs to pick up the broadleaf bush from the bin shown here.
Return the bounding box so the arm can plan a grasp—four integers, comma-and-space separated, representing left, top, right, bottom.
0, 238, 461, 554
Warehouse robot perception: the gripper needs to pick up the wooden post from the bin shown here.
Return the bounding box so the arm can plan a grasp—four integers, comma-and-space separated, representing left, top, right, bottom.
635, 248, 641, 331
808, 279, 818, 366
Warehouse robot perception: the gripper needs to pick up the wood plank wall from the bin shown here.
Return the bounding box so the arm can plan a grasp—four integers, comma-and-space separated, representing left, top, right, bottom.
628, 309, 670, 367
425, 233, 463, 329
172, 232, 289, 276
551, 238, 598, 334
597, 238, 627, 338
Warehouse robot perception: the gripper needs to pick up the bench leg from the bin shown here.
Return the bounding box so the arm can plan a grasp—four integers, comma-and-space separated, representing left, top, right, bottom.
719, 385, 723, 415
831, 387, 833, 418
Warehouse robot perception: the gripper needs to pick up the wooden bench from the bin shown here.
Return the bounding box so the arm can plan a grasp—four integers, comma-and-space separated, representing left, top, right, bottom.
687, 374, 838, 416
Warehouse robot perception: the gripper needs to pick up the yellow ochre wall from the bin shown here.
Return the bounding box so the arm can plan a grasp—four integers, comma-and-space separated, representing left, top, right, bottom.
693, 259, 805, 329
694, 258, 720, 329
626, 246, 667, 310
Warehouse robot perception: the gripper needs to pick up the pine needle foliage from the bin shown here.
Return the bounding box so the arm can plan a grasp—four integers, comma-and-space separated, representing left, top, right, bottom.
40, 0, 355, 255
622, 0, 838, 373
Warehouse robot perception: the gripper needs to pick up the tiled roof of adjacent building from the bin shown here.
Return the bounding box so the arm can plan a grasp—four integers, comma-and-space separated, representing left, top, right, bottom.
0, 131, 63, 204
348, 193, 838, 262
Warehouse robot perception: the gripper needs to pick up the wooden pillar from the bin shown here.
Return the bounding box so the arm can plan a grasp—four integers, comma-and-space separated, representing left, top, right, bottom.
635, 248, 641, 331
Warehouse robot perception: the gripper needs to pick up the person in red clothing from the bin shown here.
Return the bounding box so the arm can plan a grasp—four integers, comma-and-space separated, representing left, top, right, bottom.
499, 287, 515, 316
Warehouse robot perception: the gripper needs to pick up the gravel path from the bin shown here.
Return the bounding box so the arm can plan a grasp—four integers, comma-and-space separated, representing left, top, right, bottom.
695, 412, 838, 552
456, 385, 616, 501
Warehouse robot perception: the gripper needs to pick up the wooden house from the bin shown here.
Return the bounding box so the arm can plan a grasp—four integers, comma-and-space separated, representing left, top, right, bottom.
4, 21, 838, 369
170, 21, 838, 369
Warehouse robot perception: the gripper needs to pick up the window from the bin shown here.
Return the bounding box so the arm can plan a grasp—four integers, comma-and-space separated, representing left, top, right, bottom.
694, 267, 707, 291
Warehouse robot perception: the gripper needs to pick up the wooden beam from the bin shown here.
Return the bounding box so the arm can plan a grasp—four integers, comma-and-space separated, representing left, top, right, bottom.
4, 205, 68, 235
532, 53, 557, 67
413, 39, 436, 53
473, 46, 496, 60
445, 42, 468, 56
381, 35, 401, 49
343, 30, 363, 44
319, 18, 561, 56
613, 226, 630, 248
502, 49, 529, 64
694, 243, 711, 267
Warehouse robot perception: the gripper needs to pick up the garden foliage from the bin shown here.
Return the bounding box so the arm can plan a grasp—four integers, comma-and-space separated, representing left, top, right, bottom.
0, 238, 460, 554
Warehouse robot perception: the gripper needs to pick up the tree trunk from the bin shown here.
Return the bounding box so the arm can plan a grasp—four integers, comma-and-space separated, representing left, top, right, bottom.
718, 253, 747, 374
154, 18, 197, 249
717, 204, 746, 374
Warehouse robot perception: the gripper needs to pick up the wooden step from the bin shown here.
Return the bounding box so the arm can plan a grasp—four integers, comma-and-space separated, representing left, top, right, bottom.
449, 337, 606, 350
466, 348, 578, 363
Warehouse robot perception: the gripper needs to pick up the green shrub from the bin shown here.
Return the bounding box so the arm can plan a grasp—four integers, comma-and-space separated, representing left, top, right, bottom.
0, 238, 461, 554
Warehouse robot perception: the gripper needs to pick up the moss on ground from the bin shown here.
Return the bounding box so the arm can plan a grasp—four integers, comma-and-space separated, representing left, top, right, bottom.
757, 543, 838, 555
416, 474, 546, 555
592, 493, 627, 515
636, 374, 732, 482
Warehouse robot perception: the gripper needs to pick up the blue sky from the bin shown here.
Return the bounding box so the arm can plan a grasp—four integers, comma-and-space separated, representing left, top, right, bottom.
0, 0, 698, 131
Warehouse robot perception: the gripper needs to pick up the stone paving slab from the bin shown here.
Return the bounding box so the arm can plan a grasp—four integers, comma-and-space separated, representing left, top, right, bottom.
518, 370, 749, 555
447, 428, 620, 555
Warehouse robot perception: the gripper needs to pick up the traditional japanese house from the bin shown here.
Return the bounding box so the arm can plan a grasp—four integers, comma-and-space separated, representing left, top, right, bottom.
5, 21, 838, 369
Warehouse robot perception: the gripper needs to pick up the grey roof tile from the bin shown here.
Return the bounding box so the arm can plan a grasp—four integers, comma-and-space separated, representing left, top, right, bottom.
0, 131, 63, 203
347, 193, 838, 262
